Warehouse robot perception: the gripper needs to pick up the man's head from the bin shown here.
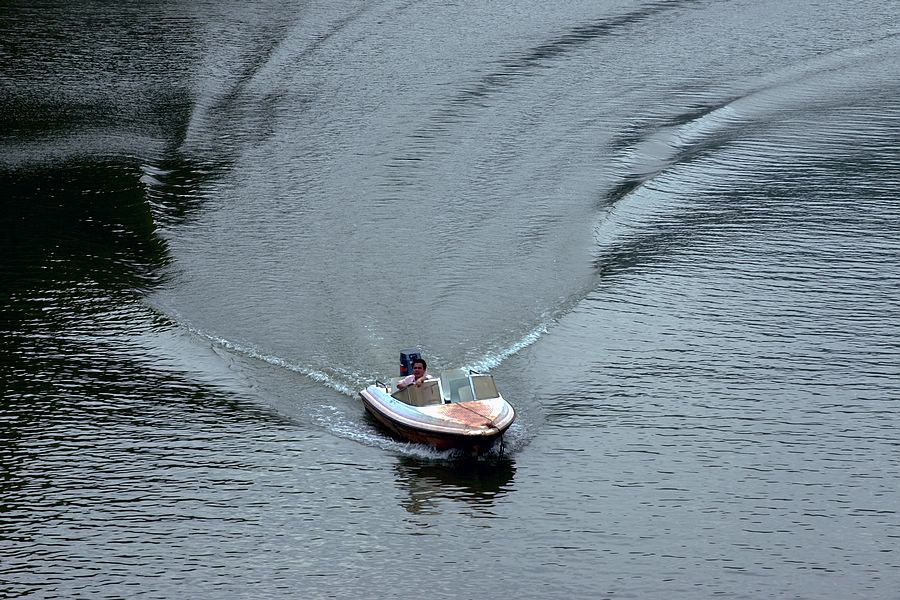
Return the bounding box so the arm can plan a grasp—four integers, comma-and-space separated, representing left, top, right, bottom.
412, 358, 427, 378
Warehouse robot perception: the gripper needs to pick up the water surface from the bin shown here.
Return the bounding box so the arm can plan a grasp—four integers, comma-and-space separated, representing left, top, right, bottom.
2, 1, 899, 598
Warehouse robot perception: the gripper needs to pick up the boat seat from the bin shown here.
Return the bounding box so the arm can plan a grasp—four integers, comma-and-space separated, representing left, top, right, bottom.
440, 368, 471, 403
457, 385, 474, 402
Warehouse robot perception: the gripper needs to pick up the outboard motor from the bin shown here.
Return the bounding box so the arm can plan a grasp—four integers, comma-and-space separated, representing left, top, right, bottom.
399, 349, 421, 377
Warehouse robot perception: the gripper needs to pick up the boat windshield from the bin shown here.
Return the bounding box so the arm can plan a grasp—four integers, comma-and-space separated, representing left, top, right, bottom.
471, 374, 499, 400
440, 369, 500, 403
389, 370, 501, 405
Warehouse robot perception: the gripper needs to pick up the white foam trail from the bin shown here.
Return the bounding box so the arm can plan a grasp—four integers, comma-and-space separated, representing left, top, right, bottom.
316, 405, 465, 458
467, 322, 549, 373
187, 326, 358, 397
167, 314, 529, 456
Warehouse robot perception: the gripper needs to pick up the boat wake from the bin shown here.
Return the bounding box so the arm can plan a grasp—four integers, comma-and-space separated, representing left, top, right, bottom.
183, 325, 360, 397
145, 300, 541, 455
179, 311, 553, 398
465, 321, 548, 373
602, 31, 900, 212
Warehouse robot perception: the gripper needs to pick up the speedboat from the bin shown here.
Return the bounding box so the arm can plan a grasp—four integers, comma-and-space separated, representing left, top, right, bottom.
359, 366, 515, 454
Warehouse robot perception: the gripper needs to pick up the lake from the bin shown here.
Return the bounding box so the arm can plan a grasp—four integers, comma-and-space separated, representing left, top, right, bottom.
2, 1, 899, 598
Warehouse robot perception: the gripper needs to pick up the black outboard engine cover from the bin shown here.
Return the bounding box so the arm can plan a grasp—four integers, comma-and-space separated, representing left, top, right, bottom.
399, 349, 421, 377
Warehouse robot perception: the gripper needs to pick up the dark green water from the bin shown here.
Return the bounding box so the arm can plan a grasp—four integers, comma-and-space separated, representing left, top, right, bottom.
3, 1, 899, 598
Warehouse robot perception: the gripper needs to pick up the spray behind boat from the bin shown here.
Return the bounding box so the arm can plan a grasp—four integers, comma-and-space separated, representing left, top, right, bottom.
399, 349, 422, 377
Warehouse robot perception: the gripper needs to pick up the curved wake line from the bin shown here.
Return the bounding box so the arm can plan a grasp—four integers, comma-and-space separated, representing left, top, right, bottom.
192, 320, 550, 394
607, 32, 900, 210
186, 326, 358, 397
190, 327, 534, 456
468, 281, 600, 373
467, 322, 548, 373
149, 296, 556, 400
180, 2, 384, 157
395, 0, 703, 166
453, 0, 704, 107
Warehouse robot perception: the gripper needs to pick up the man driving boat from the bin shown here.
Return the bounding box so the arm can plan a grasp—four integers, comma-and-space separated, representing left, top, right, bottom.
396, 358, 437, 390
